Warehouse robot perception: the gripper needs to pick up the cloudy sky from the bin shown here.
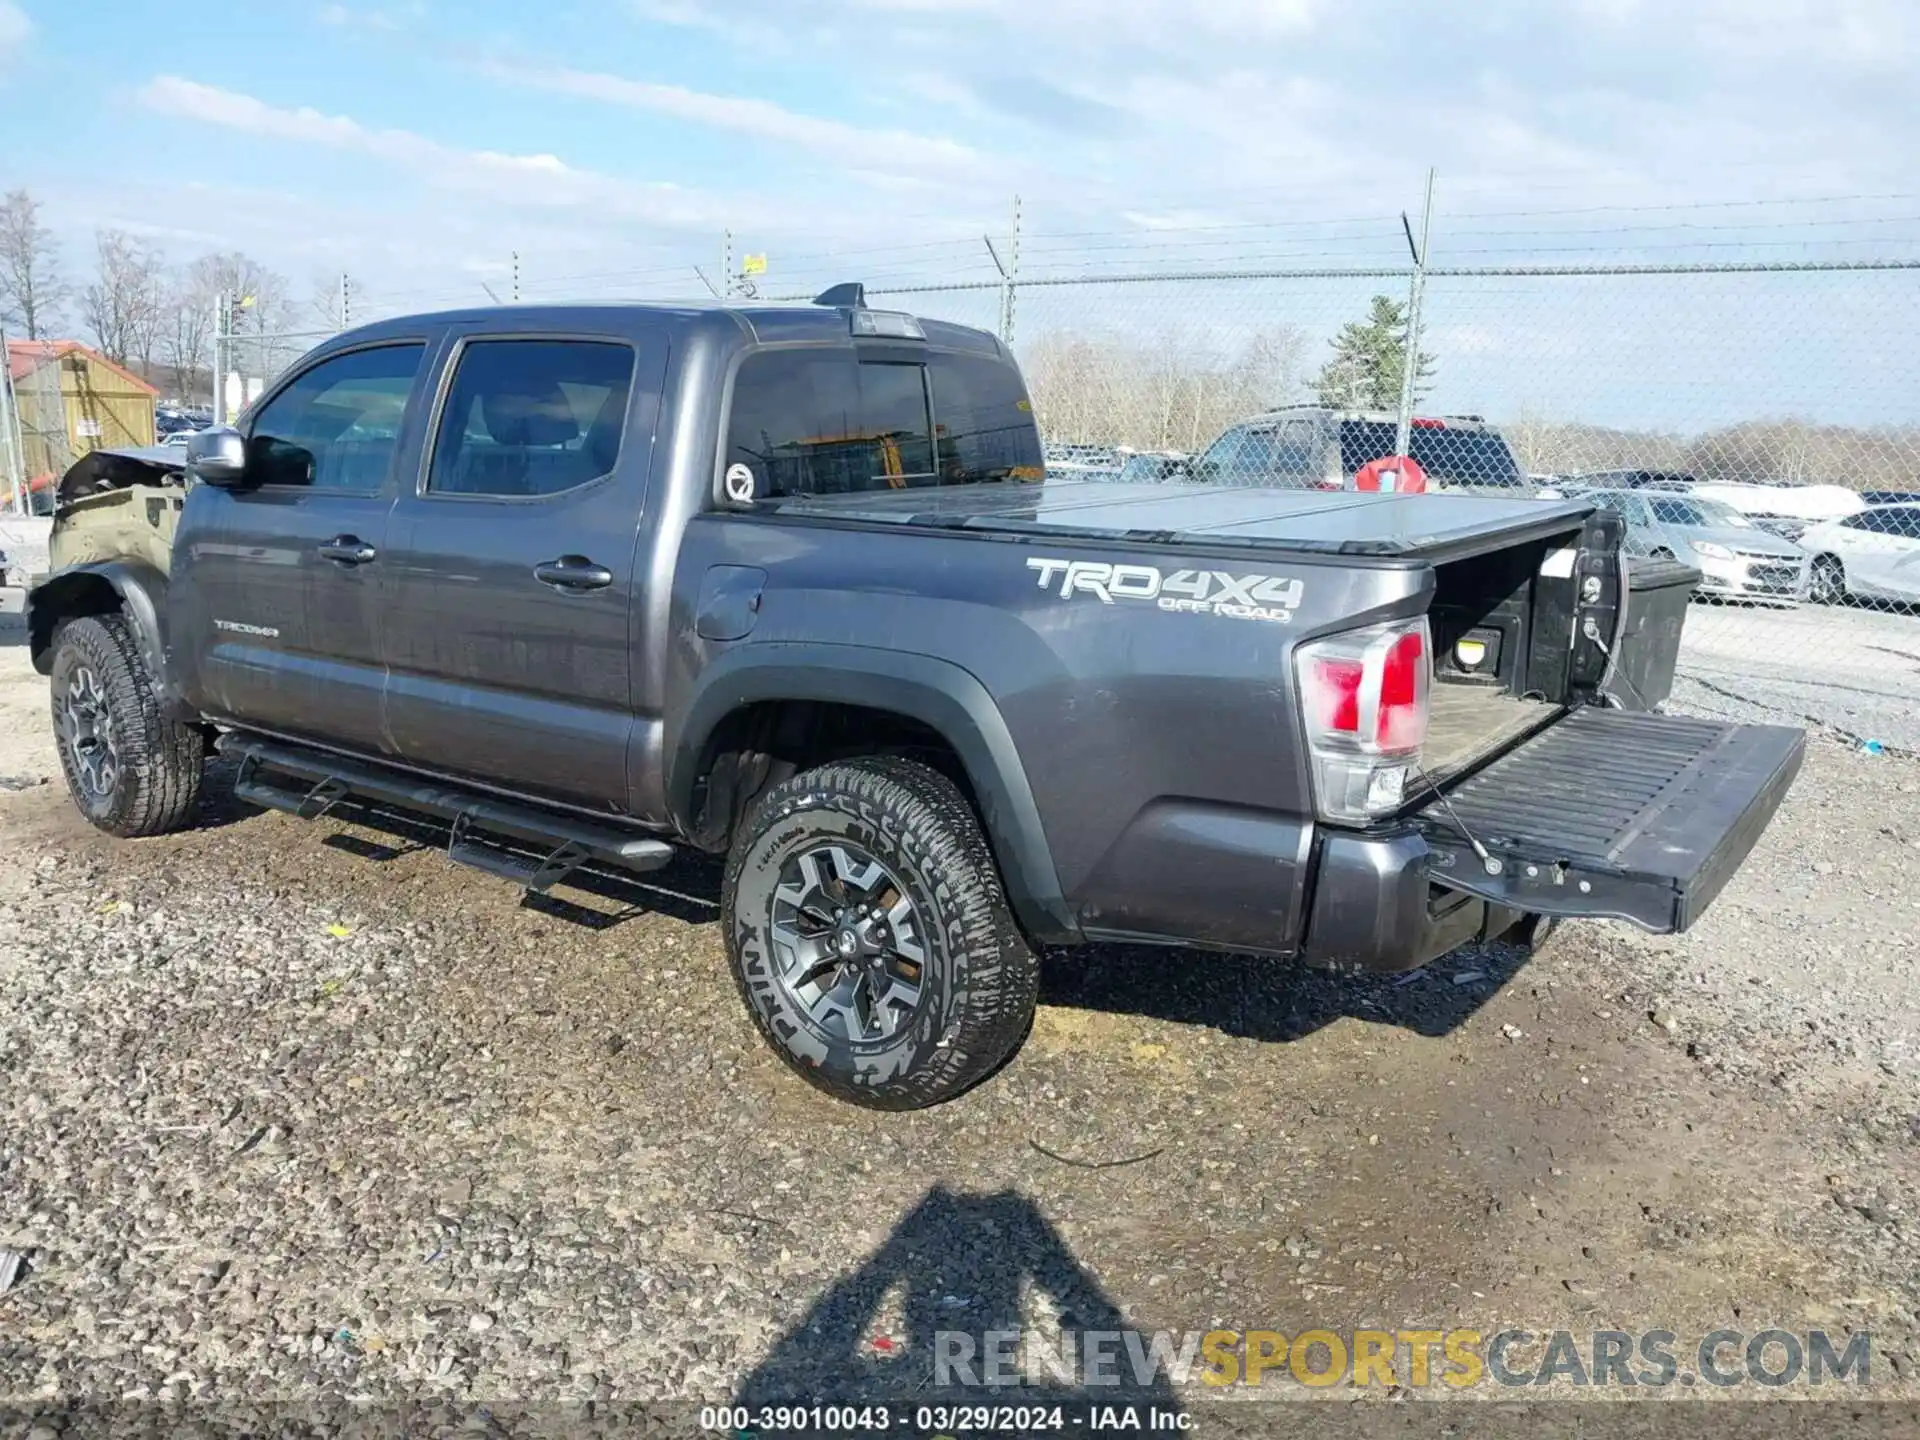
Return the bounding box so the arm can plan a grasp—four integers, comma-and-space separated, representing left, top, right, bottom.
5, 0, 1918, 425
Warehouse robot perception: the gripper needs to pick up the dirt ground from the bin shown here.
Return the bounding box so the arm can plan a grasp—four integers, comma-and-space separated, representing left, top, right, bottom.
1, 627, 1916, 1433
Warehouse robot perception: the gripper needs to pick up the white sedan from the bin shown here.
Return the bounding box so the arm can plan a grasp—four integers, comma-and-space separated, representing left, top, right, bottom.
1799, 503, 1920, 606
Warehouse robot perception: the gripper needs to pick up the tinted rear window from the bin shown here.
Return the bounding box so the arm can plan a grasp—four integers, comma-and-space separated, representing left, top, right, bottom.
725, 347, 1039, 500
929, 351, 1043, 483
1339, 421, 1522, 487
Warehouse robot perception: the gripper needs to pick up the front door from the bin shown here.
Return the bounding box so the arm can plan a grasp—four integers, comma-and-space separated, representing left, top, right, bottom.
381, 331, 665, 812
170, 340, 432, 754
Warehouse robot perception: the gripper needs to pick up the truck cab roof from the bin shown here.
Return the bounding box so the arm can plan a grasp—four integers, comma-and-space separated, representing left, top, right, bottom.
328, 300, 1008, 357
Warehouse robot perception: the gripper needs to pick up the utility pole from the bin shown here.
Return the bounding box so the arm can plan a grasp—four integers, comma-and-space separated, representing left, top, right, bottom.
1393, 168, 1436, 465
1005, 194, 1022, 347
212, 292, 227, 427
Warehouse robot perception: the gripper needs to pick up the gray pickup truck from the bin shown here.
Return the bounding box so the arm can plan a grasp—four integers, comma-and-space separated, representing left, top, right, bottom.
26, 287, 1804, 1109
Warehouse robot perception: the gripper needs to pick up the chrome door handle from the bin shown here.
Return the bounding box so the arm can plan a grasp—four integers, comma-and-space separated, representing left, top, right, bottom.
534, 558, 614, 591
318, 536, 377, 565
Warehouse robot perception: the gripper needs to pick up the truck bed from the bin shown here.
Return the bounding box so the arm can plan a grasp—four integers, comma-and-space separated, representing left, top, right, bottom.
759, 480, 1594, 562
1425, 686, 1558, 783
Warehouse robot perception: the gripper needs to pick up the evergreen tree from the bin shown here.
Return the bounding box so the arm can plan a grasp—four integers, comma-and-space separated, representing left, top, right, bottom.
1314, 294, 1435, 411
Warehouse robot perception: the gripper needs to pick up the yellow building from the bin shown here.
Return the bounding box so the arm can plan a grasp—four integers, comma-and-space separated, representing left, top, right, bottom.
7, 340, 159, 498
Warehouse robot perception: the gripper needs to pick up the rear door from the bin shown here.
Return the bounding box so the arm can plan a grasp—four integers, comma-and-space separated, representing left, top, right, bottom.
170, 340, 431, 754
380, 329, 667, 812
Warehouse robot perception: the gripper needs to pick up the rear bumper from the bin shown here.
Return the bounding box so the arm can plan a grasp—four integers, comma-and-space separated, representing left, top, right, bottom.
1300, 829, 1529, 974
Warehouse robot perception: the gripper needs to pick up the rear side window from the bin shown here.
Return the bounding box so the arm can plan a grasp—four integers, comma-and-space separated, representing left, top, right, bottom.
927, 351, 1043, 483
427, 339, 634, 498
247, 343, 424, 490
727, 349, 1036, 499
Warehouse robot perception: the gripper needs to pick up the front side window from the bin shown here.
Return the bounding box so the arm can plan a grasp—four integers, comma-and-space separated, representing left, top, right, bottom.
247, 343, 424, 490
1870, 507, 1920, 538
428, 339, 635, 498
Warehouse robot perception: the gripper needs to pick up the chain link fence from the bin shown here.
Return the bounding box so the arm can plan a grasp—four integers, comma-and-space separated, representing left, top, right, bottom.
209, 255, 1920, 752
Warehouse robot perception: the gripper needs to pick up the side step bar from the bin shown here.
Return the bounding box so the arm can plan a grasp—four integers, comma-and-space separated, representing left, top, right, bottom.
220, 734, 674, 891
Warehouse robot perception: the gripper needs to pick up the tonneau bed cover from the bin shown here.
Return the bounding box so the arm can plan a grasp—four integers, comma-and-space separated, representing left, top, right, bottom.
759, 479, 1595, 563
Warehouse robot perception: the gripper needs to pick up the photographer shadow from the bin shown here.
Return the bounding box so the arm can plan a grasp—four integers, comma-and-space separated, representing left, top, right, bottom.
734, 1187, 1178, 1421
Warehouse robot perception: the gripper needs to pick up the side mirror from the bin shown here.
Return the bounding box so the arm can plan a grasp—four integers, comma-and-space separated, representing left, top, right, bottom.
185, 426, 248, 488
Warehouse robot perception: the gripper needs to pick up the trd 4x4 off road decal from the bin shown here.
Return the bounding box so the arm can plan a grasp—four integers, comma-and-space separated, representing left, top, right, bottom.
1025, 558, 1305, 624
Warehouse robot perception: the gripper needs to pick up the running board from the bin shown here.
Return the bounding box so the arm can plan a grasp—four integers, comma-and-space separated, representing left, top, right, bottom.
220, 734, 675, 888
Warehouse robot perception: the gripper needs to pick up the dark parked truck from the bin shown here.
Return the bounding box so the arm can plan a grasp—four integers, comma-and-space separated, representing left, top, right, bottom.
26, 289, 1805, 1110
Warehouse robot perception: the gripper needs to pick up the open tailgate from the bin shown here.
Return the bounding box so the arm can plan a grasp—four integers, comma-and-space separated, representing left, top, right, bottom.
1415, 708, 1804, 933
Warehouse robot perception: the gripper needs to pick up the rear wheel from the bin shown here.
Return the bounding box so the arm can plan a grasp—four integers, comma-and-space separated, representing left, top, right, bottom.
50, 615, 205, 838
1810, 555, 1847, 606
722, 756, 1040, 1110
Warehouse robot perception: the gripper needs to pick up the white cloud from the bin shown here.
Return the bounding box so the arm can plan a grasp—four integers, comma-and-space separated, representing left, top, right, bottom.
135, 76, 730, 230
0, 0, 31, 61
479, 61, 994, 183
318, 2, 427, 32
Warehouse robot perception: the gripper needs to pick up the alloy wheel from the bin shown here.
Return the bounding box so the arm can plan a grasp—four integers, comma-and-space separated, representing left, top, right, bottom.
767, 841, 929, 1042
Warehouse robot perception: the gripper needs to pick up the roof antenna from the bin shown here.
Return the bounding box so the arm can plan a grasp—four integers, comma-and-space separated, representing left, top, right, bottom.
813, 282, 866, 308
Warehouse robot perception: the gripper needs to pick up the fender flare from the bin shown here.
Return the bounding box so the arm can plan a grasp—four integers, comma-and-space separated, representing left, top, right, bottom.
668, 642, 1078, 945
27, 561, 180, 706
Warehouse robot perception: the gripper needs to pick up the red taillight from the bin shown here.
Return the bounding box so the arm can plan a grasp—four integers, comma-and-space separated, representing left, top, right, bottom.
1294, 618, 1432, 823
1411, 417, 1446, 429
1312, 656, 1364, 733
1378, 629, 1426, 750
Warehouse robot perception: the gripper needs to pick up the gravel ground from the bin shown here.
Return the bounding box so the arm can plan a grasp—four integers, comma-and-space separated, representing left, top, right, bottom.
1, 630, 1917, 1428
1675, 599, 1920, 751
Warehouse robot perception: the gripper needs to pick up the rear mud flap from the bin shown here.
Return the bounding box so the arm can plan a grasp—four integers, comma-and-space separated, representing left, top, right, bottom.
1415, 708, 1804, 933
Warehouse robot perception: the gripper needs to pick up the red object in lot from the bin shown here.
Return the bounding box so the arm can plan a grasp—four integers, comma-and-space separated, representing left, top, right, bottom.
1353, 455, 1427, 494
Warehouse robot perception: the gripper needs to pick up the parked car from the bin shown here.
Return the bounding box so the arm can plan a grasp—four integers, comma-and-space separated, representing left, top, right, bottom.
1686, 481, 1865, 544
1799, 504, 1920, 606
27, 288, 1804, 1111
1860, 490, 1920, 507
1565, 468, 1697, 493
1043, 442, 1124, 480
160, 429, 198, 449
1116, 451, 1188, 484
1580, 489, 1809, 603
1184, 407, 1527, 494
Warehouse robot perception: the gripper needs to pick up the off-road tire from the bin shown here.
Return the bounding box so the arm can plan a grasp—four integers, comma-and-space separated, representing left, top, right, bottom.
50, 614, 205, 838
1810, 555, 1847, 606
723, 756, 1040, 1110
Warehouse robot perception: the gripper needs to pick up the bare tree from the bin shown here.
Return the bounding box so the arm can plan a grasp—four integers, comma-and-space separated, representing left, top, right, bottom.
82, 230, 169, 368
197, 251, 289, 333
306, 272, 349, 332
0, 189, 70, 339
160, 255, 226, 403
1022, 325, 1306, 454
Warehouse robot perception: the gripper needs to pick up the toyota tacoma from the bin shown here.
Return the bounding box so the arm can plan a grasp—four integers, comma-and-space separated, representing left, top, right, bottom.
26, 287, 1804, 1109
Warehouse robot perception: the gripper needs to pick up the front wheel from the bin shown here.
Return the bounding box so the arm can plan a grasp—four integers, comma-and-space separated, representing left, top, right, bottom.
722, 756, 1040, 1110
1810, 555, 1847, 606
50, 614, 205, 838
